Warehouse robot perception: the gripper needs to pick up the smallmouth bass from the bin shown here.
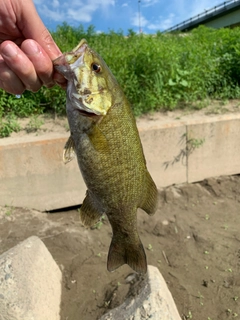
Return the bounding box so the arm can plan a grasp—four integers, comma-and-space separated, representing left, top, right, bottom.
54, 39, 158, 274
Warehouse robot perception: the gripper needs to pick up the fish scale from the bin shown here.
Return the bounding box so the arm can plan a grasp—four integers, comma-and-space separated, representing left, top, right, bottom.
54, 39, 158, 273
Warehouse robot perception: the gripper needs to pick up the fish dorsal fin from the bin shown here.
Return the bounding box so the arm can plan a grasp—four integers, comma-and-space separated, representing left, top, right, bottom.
140, 171, 158, 216
80, 191, 103, 227
63, 135, 76, 164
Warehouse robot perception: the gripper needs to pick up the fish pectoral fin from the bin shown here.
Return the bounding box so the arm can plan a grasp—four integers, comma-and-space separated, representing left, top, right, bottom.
107, 234, 147, 274
140, 171, 158, 216
80, 192, 103, 227
88, 125, 109, 153
63, 135, 76, 164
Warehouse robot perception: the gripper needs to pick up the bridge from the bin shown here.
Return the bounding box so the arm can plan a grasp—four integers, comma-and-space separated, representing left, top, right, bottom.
164, 0, 240, 32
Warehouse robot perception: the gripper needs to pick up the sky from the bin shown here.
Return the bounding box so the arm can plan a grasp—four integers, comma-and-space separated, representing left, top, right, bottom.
33, 0, 224, 34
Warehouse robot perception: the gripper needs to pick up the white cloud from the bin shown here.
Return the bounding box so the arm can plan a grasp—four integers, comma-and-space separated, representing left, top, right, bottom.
38, 5, 65, 22
141, 0, 159, 7
131, 12, 148, 28
147, 13, 175, 31
67, 8, 92, 23
35, 0, 115, 23
52, 0, 60, 8
122, 3, 128, 7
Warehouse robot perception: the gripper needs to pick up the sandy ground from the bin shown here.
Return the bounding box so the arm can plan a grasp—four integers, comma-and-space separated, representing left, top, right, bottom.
0, 175, 240, 320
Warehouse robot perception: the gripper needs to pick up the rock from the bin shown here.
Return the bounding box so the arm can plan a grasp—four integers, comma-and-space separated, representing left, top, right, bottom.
0, 236, 62, 320
100, 265, 181, 320
164, 186, 182, 203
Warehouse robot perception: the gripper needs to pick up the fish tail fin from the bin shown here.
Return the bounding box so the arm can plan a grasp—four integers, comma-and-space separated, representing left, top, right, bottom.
107, 233, 147, 274
141, 171, 158, 216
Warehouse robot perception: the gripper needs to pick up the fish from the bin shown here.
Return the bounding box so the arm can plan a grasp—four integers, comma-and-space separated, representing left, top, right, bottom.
53, 39, 158, 274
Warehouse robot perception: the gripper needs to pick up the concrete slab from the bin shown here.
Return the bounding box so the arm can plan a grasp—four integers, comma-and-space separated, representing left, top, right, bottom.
100, 265, 181, 320
0, 236, 61, 320
0, 133, 86, 211
187, 114, 240, 183
139, 124, 187, 187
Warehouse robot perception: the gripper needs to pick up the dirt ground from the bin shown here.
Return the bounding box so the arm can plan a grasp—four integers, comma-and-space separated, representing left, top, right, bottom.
5, 98, 240, 140
0, 175, 240, 320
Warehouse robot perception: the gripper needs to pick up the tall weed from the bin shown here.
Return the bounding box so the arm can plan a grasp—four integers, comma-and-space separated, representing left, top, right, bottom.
1, 24, 240, 122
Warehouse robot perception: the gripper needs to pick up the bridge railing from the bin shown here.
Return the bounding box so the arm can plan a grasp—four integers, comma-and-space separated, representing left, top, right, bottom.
164, 0, 240, 32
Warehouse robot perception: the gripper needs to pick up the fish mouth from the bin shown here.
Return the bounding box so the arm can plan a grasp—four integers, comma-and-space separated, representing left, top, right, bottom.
76, 109, 99, 118
71, 92, 103, 117
53, 39, 88, 70
54, 40, 105, 117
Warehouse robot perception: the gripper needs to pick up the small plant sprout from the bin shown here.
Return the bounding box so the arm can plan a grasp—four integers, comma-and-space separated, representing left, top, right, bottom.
147, 244, 153, 251
197, 291, 204, 306
204, 250, 209, 255
222, 224, 229, 230
91, 215, 106, 230
104, 300, 110, 307
205, 214, 210, 220
233, 296, 239, 301
186, 311, 193, 319
5, 205, 13, 216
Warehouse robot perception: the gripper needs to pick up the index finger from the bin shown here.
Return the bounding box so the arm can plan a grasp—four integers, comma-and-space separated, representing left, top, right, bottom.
15, 0, 62, 60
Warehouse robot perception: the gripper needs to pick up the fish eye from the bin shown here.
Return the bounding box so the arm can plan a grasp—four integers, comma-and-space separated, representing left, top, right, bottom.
91, 63, 101, 73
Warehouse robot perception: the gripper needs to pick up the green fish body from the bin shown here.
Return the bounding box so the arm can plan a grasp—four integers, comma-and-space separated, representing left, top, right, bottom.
54, 40, 158, 273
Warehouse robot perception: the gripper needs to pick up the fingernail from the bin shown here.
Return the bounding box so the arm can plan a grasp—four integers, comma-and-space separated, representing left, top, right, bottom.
1, 43, 18, 57
24, 40, 40, 55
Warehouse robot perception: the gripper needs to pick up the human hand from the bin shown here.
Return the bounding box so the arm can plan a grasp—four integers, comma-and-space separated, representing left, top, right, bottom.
0, 0, 66, 95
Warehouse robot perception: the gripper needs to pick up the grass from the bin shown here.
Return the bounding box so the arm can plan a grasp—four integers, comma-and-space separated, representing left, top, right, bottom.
1, 24, 240, 137
25, 115, 44, 133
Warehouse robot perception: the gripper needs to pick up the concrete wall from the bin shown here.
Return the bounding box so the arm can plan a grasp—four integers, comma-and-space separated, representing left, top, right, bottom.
0, 134, 86, 211
1, 113, 240, 211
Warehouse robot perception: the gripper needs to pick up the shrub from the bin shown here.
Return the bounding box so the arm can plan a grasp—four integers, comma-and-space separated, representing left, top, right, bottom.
1, 24, 240, 124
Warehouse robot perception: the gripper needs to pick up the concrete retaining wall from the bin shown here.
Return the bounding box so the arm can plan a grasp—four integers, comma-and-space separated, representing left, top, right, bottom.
1, 113, 240, 211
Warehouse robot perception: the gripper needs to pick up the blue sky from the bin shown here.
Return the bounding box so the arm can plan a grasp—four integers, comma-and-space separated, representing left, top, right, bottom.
34, 0, 222, 34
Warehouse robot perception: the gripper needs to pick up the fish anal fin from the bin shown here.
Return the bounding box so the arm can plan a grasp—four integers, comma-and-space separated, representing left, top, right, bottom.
107, 234, 147, 274
80, 192, 102, 227
141, 171, 158, 216
63, 135, 76, 164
